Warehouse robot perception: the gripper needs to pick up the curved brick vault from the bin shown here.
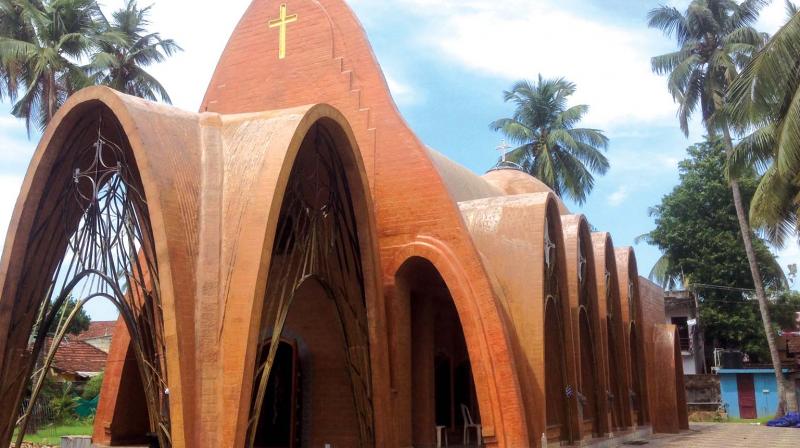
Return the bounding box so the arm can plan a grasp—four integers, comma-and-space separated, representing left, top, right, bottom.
0, 1, 689, 447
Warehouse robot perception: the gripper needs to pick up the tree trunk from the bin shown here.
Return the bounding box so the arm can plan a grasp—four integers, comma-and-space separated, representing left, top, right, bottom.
722, 127, 798, 415
47, 71, 56, 124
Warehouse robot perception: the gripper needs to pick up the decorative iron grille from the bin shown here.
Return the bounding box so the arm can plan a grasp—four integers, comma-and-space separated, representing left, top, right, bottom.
247, 124, 374, 448
3, 116, 171, 447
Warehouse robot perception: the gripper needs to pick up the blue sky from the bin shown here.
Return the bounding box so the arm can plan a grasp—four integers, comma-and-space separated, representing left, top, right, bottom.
0, 0, 796, 320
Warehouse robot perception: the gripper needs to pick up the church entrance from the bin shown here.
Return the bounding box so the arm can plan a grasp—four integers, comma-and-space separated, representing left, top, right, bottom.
630, 324, 645, 426
393, 257, 481, 448
578, 310, 600, 436
246, 123, 375, 448
607, 320, 626, 430
545, 297, 569, 443
253, 340, 299, 448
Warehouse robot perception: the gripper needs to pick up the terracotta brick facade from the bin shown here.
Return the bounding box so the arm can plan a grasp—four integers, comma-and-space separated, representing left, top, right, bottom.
0, 1, 686, 447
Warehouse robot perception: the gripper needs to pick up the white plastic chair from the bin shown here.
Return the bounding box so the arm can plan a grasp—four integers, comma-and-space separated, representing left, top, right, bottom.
435, 424, 448, 447
461, 404, 482, 446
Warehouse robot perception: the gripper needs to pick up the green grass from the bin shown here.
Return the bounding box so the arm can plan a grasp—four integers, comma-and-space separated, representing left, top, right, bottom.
725, 415, 774, 424
12, 422, 93, 446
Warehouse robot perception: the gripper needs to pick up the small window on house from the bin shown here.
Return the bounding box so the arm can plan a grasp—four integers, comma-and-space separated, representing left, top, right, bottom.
671, 316, 690, 351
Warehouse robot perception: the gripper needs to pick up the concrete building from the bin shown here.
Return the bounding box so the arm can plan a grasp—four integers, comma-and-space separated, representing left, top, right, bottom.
719, 368, 790, 419
664, 290, 706, 374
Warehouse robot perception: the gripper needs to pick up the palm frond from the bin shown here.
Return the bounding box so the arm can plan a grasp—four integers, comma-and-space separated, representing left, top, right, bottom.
648, 255, 680, 290
728, 123, 777, 178
648, 5, 691, 45
749, 165, 800, 247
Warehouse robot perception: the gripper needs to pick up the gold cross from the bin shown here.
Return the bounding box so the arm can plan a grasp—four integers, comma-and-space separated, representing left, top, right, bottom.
269, 3, 298, 60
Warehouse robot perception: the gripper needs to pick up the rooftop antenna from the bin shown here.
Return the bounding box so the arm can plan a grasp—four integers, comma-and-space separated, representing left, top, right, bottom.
496, 139, 512, 162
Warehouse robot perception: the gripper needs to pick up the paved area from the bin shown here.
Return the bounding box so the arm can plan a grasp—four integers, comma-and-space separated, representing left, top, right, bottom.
642, 422, 800, 447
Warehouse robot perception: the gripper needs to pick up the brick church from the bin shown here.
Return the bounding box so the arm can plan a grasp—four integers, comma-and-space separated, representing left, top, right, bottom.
0, 0, 687, 447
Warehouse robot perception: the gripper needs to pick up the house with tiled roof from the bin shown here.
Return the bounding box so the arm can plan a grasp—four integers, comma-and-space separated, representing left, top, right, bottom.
44, 337, 108, 382
76, 321, 116, 353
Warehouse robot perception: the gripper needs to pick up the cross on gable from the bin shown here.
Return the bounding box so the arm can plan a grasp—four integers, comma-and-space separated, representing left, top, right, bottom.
269, 3, 299, 59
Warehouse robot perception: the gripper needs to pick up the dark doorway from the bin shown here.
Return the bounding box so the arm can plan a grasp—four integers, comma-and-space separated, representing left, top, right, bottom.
737, 374, 757, 419
578, 310, 599, 435
454, 360, 478, 430
398, 257, 481, 447
606, 320, 625, 430
253, 340, 300, 448
545, 298, 569, 442
435, 354, 453, 428
629, 325, 644, 426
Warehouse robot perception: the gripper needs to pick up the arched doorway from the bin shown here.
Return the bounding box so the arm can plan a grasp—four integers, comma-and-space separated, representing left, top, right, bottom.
545, 297, 569, 442
600, 262, 629, 430
543, 214, 574, 445
606, 318, 625, 430
253, 339, 300, 448
246, 122, 375, 448
629, 324, 645, 426
0, 106, 170, 446
574, 227, 601, 438
393, 257, 481, 447
578, 309, 600, 436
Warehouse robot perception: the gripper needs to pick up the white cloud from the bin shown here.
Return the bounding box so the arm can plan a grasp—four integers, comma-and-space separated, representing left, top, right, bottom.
135, 0, 253, 112
757, 1, 792, 34
0, 115, 24, 131
608, 185, 629, 206
376, 0, 677, 129
0, 175, 23, 251
386, 74, 424, 106
0, 128, 35, 167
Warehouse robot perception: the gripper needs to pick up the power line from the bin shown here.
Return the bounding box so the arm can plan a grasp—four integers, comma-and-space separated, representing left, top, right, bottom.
692, 283, 756, 293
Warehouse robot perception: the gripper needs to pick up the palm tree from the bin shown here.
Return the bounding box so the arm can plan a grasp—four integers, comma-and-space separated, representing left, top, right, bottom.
649, 0, 798, 414
727, 1, 800, 246
0, 0, 117, 133
489, 76, 609, 204
0, 0, 33, 102
89, 0, 180, 103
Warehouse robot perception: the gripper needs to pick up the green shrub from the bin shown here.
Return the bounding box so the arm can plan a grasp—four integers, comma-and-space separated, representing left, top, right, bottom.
82, 372, 104, 400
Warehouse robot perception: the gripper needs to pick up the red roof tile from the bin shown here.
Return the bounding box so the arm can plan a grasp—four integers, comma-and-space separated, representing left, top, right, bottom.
44, 338, 108, 375
76, 321, 116, 341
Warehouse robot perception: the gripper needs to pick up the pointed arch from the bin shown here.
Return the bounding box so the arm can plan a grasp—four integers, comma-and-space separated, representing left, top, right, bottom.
0, 86, 201, 447
562, 215, 605, 438
219, 104, 391, 448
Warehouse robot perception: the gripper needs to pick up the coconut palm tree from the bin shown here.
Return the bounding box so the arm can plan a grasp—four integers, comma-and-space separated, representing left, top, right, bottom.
727, 1, 800, 246
0, 0, 117, 133
489, 75, 609, 205
0, 0, 34, 102
649, 0, 798, 414
89, 0, 180, 103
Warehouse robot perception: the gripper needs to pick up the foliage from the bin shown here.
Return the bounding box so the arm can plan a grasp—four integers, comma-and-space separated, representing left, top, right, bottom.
0, 0, 179, 133
642, 137, 788, 361
489, 75, 609, 204
48, 382, 78, 423
49, 296, 91, 336
727, 1, 800, 246
0, 0, 112, 132
771, 290, 800, 331
89, 0, 180, 102
648, 0, 769, 135
81, 371, 103, 400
